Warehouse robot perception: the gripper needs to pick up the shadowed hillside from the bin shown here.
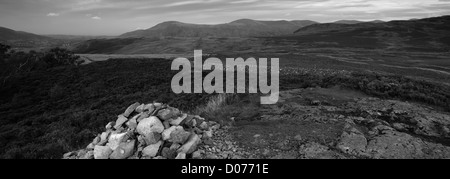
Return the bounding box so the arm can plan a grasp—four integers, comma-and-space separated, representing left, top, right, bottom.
120, 19, 317, 38
292, 16, 450, 52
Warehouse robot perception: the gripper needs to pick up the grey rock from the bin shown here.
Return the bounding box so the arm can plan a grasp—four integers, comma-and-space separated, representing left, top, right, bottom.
204, 130, 213, 138
98, 131, 111, 146
170, 128, 191, 144
123, 102, 141, 117
157, 107, 181, 121
142, 141, 163, 157
87, 143, 95, 150
94, 146, 112, 159
80, 150, 94, 159
137, 116, 164, 144
199, 122, 209, 130
107, 132, 128, 151
135, 104, 145, 113
110, 140, 136, 159
175, 153, 186, 159
162, 126, 179, 141
192, 151, 202, 159
105, 122, 115, 130
337, 124, 368, 156
170, 113, 188, 126
136, 113, 150, 123
143, 104, 155, 113
92, 135, 101, 145
114, 115, 128, 129
126, 117, 138, 131
163, 121, 170, 129
178, 134, 201, 154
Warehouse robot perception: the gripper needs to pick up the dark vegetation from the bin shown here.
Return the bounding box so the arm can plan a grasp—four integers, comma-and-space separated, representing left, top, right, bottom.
74, 38, 143, 54
280, 69, 450, 110
0, 54, 215, 158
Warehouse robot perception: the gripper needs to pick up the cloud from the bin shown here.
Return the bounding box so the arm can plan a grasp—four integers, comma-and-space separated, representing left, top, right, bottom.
91, 16, 102, 20
46, 12, 59, 17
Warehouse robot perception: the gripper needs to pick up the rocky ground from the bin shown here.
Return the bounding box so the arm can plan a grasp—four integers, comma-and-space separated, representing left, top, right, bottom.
208, 87, 450, 159
64, 86, 450, 159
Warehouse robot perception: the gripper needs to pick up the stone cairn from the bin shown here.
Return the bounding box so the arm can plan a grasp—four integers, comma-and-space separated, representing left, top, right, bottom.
63, 102, 220, 159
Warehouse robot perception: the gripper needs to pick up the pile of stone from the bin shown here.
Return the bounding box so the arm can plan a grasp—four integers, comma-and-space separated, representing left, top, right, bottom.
63, 102, 220, 159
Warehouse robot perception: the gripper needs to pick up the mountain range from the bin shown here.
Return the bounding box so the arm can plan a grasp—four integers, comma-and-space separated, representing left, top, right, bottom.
119, 19, 318, 38
2, 16, 449, 53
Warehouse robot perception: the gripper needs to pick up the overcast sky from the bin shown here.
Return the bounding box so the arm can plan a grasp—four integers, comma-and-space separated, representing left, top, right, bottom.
0, 0, 449, 35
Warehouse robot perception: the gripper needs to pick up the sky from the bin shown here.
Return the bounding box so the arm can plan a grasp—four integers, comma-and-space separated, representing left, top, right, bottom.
0, 0, 449, 36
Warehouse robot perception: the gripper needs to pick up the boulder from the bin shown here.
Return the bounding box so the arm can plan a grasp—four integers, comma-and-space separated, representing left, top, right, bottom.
170, 128, 191, 144
126, 117, 138, 130
98, 131, 111, 146
142, 141, 163, 157
157, 107, 181, 121
137, 117, 164, 134
123, 102, 141, 117
137, 117, 164, 145
114, 115, 128, 129
137, 113, 149, 123
162, 126, 179, 141
178, 134, 201, 154
94, 146, 113, 159
170, 113, 188, 126
110, 140, 136, 159
107, 132, 129, 151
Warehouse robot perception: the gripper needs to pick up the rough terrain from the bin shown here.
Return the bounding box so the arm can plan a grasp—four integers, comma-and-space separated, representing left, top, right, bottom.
65, 86, 450, 159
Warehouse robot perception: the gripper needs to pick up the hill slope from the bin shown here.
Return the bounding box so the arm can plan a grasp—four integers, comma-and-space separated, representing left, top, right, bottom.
120, 19, 318, 38
0, 26, 51, 41
291, 16, 450, 51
